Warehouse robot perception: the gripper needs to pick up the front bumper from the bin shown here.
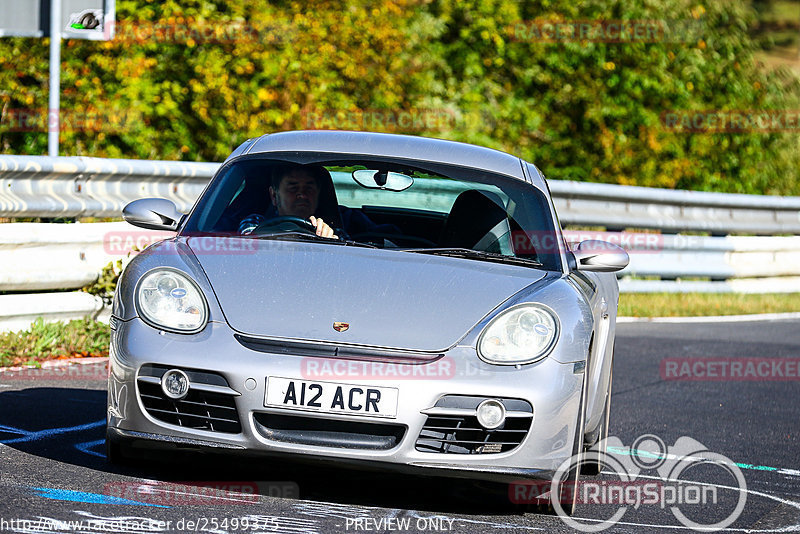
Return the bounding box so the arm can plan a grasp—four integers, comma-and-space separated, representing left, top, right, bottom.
108, 318, 584, 483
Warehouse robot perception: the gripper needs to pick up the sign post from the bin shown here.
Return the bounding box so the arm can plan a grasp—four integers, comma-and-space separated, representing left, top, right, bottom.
48, 0, 61, 156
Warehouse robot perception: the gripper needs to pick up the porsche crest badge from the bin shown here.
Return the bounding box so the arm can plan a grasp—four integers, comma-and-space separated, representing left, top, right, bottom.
333, 322, 350, 332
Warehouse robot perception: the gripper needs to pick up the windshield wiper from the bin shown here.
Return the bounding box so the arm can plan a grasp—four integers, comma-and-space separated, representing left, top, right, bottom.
400, 248, 543, 268
248, 231, 378, 248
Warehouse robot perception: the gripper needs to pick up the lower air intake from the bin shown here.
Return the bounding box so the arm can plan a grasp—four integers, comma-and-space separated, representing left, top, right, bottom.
415, 395, 533, 454
137, 364, 242, 434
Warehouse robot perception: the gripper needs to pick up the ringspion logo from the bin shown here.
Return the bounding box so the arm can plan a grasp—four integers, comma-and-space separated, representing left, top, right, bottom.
510, 434, 746, 531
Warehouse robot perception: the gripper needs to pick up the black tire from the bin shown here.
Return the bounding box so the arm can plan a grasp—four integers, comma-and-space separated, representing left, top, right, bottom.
105, 431, 132, 466
582, 367, 612, 476
79, 12, 99, 29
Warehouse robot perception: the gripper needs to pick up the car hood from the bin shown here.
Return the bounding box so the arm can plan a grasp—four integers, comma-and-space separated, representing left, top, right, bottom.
188, 237, 546, 352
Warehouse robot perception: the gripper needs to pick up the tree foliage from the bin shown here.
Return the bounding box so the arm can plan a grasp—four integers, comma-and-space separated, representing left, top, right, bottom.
1, 0, 798, 194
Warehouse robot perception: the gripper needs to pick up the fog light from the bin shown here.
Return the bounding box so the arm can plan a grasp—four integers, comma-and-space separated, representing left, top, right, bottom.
161, 369, 190, 400
476, 399, 506, 429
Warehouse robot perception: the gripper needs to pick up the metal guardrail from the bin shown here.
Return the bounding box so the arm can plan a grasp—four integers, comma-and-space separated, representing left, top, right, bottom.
3, 155, 800, 234
0, 156, 214, 216
0, 221, 158, 291
549, 181, 800, 234
1, 154, 799, 330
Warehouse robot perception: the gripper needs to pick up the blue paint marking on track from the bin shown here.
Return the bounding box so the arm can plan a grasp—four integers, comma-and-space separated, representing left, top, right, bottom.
0, 420, 104, 444
0, 423, 107, 457
0, 424, 26, 436
74, 439, 106, 458
30, 487, 169, 508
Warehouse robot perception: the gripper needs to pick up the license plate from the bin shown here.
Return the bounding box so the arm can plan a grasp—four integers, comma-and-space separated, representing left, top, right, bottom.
265, 377, 399, 418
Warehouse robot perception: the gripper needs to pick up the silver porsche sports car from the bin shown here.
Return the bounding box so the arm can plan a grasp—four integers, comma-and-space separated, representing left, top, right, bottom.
107, 130, 628, 513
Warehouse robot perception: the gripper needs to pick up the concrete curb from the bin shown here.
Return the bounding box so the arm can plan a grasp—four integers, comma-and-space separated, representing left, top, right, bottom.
0, 356, 109, 374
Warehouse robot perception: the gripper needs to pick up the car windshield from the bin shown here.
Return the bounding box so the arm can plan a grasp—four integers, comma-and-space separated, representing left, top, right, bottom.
181, 156, 563, 271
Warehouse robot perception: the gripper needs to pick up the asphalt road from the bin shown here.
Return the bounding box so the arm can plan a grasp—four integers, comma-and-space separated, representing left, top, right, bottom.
0, 319, 799, 533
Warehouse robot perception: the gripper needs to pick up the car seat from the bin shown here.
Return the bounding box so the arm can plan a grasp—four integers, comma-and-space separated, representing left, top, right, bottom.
439, 189, 511, 253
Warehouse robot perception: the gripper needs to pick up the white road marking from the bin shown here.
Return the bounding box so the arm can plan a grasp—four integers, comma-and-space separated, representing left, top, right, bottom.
565, 472, 800, 532
292, 500, 376, 520
290, 470, 800, 533
618, 312, 800, 324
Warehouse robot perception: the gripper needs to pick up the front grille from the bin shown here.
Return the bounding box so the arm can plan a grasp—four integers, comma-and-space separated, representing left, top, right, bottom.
415, 395, 533, 454
137, 364, 242, 434
254, 413, 406, 450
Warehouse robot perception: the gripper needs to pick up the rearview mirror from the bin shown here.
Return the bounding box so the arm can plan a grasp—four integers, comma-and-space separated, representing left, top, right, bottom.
352, 170, 414, 191
123, 198, 184, 231
572, 240, 630, 273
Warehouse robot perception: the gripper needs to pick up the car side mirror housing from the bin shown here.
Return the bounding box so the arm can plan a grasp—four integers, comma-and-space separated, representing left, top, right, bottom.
572, 240, 629, 273
123, 198, 183, 231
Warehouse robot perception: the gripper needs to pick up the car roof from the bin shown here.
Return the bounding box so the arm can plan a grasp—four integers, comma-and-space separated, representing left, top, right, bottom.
242, 130, 545, 187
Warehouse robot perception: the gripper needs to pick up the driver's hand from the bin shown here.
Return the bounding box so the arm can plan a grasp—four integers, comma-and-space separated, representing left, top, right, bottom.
309, 216, 338, 239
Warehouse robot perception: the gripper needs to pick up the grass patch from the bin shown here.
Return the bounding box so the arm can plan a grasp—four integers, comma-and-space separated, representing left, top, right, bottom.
619, 293, 800, 318
0, 318, 110, 368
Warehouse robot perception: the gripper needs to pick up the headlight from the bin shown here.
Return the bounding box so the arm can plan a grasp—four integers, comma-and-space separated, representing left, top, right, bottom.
477, 304, 559, 365
135, 268, 208, 333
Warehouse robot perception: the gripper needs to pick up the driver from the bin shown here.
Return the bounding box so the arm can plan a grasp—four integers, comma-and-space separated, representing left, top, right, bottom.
239, 164, 338, 238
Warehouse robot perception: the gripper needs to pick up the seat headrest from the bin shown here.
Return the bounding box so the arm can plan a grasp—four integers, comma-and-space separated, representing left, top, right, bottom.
439, 189, 508, 250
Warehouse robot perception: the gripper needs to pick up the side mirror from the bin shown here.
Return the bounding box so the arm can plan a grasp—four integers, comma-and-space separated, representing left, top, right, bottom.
572, 240, 629, 273
123, 198, 183, 231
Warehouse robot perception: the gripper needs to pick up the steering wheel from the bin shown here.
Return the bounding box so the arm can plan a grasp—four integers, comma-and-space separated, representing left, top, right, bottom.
350, 232, 437, 247
254, 216, 317, 235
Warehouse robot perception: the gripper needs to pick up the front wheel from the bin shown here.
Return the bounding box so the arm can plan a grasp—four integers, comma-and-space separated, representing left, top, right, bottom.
105, 430, 133, 466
